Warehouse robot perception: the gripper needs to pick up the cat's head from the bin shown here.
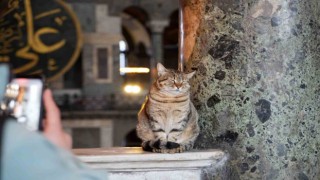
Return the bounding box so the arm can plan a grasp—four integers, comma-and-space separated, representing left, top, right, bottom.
155, 63, 195, 94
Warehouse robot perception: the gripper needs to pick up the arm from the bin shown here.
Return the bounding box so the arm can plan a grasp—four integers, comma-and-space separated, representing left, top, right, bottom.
2, 89, 108, 180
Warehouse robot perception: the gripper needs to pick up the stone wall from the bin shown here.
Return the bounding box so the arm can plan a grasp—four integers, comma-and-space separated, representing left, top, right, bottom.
186, 0, 320, 179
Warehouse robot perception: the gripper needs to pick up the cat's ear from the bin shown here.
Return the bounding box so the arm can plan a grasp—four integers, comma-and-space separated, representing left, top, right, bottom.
185, 71, 196, 80
157, 63, 167, 76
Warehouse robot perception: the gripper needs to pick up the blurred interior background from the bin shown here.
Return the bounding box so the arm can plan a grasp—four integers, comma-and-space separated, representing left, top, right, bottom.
48, 0, 180, 149
0, 0, 179, 149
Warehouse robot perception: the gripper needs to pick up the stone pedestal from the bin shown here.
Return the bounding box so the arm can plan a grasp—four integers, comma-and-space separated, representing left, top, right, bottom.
74, 147, 227, 180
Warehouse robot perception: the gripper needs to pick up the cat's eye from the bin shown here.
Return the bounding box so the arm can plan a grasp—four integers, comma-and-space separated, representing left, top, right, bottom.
158, 78, 168, 82
153, 129, 165, 133
170, 128, 182, 132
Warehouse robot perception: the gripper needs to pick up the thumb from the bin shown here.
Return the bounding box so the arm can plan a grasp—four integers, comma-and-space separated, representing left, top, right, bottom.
43, 89, 61, 132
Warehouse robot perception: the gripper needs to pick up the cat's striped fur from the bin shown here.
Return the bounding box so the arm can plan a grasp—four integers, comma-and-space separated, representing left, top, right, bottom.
137, 63, 199, 153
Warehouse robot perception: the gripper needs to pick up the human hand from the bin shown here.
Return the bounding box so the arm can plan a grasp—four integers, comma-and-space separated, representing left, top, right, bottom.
42, 89, 72, 150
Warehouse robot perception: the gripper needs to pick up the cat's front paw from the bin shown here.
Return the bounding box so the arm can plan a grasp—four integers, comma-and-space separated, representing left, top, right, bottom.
152, 142, 185, 153
166, 141, 185, 153
166, 141, 180, 149
152, 147, 185, 153
151, 139, 165, 153
141, 141, 153, 152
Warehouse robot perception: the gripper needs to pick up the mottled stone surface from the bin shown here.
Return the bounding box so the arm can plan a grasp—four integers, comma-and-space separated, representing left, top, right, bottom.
186, 0, 320, 179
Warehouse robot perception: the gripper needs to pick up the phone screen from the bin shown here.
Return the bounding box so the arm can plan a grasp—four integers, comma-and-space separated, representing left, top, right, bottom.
10, 78, 44, 131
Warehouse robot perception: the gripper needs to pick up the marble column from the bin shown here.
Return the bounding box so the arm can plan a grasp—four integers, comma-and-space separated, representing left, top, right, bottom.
149, 20, 169, 79
184, 0, 320, 179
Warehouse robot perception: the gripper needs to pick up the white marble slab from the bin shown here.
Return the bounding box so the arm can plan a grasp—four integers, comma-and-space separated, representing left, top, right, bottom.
74, 147, 227, 180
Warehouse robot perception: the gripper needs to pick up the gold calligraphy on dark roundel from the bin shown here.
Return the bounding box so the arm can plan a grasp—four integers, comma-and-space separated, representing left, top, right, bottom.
0, 0, 82, 81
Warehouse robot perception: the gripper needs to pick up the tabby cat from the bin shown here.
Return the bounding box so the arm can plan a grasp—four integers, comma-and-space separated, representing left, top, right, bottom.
137, 63, 199, 153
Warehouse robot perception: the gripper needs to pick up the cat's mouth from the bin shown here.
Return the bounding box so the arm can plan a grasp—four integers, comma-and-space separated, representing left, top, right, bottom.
162, 88, 186, 94
171, 88, 184, 93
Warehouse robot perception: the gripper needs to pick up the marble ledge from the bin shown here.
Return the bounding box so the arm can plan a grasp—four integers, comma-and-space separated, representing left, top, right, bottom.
73, 147, 228, 172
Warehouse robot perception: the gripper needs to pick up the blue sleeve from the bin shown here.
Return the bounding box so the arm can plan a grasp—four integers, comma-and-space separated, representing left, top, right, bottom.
2, 120, 108, 180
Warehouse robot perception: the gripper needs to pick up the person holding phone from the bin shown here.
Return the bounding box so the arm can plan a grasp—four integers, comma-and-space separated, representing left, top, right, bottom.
0, 69, 108, 180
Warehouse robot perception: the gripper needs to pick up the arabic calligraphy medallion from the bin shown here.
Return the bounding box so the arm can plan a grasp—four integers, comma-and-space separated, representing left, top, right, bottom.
0, 0, 82, 81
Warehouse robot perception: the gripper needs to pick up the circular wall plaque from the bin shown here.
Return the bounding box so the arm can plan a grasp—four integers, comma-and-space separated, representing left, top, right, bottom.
0, 0, 83, 81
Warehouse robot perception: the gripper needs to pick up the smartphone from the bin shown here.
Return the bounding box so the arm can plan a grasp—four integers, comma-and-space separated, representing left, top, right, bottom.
4, 77, 44, 131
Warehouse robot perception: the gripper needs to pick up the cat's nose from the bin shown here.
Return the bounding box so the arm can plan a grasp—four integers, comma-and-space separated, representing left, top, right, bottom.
175, 82, 182, 89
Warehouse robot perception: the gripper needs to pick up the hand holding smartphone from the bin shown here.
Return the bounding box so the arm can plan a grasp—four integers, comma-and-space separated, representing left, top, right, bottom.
2, 77, 44, 131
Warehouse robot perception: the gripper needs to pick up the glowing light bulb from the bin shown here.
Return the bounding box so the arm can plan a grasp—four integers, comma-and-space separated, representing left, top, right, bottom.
124, 84, 141, 94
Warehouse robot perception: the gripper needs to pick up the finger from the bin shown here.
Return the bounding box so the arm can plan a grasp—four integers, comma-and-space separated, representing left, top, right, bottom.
43, 89, 60, 117
43, 89, 61, 129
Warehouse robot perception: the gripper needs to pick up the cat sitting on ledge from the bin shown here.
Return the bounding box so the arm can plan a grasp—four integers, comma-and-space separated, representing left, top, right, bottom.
137, 63, 199, 153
